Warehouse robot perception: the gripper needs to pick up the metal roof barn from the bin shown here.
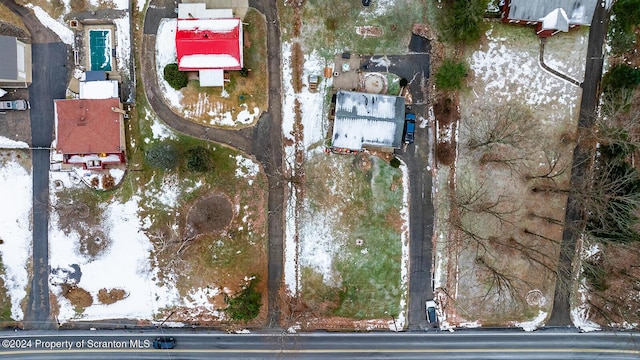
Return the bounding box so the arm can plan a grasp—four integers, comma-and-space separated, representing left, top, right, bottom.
331, 90, 405, 152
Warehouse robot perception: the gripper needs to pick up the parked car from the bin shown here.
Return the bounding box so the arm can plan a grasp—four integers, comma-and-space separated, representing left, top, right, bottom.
153, 337, 176, 349
404, 113, 416, 144
426, 300, 437, 324
0, 100, 28, 111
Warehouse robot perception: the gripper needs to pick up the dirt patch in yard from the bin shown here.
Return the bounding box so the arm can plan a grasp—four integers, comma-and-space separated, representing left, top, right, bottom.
61, 285, 93, 309
187, 193, 234, 235
97, 288, 127, 305
291, 42, 304, 93
78, 231, 110, 258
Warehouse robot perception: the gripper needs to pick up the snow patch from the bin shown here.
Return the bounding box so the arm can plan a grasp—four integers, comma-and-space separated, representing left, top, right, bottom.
113, 18, 131, 76
0, 136, 29, 149
26, 5, 74, 46
0, 159, 32, 320
156, 19, 184, 109
234, 155, 260, 185
514, 310, 547, 331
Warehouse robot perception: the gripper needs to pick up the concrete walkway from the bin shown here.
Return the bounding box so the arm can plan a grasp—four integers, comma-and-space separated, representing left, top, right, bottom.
539, 38, 582, 88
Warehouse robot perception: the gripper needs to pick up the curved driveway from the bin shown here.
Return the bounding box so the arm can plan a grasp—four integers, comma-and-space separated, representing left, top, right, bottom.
141, 0, 284, 326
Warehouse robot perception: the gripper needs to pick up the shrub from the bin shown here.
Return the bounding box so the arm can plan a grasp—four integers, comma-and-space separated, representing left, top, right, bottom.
583, 261, 608, 292
186, 146, 213, 173
435, 59, 467, 91
602, 64, 640, 92
609, 0, 640, 54
324, 17, 337, 31
146, 142, 179, 170
440, 0, 488, 44
225, 277, 262, 321
163, 63, 188, 90
240, 67, 249, 77
390, 157, 401, 168
102, 174, 115, 190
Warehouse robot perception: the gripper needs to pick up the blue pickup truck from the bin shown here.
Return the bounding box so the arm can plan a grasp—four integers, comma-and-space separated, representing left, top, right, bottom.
404, 113, 416, 144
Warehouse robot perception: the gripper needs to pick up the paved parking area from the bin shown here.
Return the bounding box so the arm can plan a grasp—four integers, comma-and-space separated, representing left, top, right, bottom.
0, 88, 32, 146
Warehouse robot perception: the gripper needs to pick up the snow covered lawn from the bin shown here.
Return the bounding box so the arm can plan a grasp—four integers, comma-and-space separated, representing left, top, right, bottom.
0, 150, 32, 321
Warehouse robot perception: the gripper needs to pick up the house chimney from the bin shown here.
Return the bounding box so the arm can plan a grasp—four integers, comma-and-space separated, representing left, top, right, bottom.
111, 106, 126, 115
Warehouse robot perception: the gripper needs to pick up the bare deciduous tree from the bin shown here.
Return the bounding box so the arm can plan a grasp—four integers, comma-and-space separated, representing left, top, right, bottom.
464, 101, 536, 151
525, 150, 568, 184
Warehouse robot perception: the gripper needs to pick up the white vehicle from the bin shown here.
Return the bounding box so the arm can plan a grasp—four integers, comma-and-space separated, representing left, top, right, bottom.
0, 100, 29, 111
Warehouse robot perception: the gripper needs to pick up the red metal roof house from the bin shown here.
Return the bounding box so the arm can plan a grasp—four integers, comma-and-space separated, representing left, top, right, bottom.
54, 98, 126, 170
175, 3, 243, 86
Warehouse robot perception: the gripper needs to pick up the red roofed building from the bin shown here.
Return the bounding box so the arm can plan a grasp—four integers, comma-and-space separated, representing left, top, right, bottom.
176, 3, 243, 86
54, 98, 126, 169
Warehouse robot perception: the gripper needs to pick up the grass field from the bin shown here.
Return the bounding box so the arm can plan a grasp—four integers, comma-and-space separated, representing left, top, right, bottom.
300, 153, 405, 319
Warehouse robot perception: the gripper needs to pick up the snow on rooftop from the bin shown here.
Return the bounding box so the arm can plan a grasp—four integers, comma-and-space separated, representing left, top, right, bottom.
507, 0, 596, 25
87, 0, 128, 9
0, 136, 29, 149
0, 158, 32, 320
180, 54, 240, 69
337, 91, 399, 120
332, 117, 398, 150
178, 3, 233, 19
541, 8, 570, 32
26, 5, 74, 46
177, 19, 239, 32
79, 80, 119, 99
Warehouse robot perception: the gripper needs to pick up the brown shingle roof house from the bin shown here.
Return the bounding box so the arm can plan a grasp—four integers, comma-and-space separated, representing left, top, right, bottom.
54, 98, 126, 169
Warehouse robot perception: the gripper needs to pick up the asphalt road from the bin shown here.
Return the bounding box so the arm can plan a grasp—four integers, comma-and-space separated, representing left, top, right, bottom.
0, 331, 638, 359
547, 0, 609, 326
